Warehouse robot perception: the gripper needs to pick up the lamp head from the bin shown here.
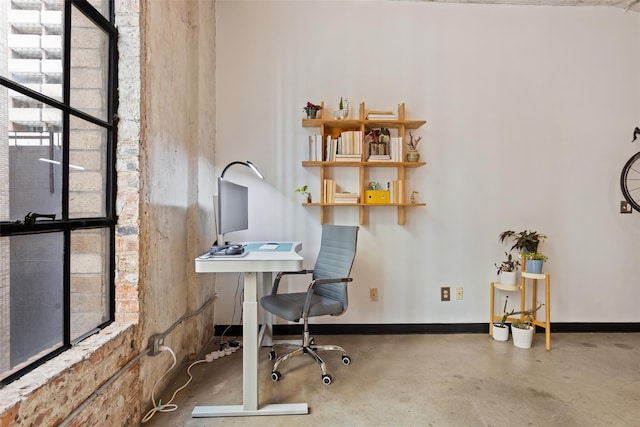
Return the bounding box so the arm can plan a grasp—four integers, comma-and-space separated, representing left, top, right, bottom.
220, 161, 264, 179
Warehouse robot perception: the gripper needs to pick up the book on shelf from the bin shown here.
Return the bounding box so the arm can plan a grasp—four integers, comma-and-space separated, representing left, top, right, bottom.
324, 131, 363, 161
367, 154, 392, 161
366, 110, 396, 120
323, 179, 336, 203
336, 154, 362, 162
388, 180, 404, 203
391, 136, 403, 162
334, 192, 359, 203
308, 134, 323, 161
323, 180, 359, 203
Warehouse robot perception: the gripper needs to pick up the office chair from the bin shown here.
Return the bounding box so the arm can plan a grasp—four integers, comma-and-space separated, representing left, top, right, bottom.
260, 225, 359, 385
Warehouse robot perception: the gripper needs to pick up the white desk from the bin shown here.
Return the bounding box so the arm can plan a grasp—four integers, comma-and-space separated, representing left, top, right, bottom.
192, 242, 308, 417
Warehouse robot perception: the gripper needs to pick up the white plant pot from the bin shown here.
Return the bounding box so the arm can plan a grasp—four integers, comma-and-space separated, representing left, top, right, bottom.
511, 325, 534, 349
500, 271, 517, 285
492, 323, 509, 342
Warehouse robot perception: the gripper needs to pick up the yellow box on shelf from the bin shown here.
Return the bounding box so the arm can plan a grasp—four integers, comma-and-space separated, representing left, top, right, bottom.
365, 190, 390, 204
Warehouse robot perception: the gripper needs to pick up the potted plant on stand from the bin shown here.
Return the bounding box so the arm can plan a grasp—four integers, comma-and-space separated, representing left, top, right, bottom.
492, 297, 511, 342
498, 229, 547, 273
521, 252, 548, 274
510, 302, 544, 349
495, 252, 520, 285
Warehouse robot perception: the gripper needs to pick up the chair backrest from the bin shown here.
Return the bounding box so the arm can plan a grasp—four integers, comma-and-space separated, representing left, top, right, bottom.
312, 225, 359, 311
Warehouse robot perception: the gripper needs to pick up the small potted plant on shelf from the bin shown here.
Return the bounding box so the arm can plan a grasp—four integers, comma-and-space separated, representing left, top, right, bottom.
498, 229, 547, 273
334, 97, 349, 119
303, 102, 321, 119
406, 132, 422, 162
295, 185, 312, 203
495, 252, 520, 285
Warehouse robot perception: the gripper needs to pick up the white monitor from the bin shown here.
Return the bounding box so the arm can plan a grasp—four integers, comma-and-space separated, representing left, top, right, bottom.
217, 177, 248, 238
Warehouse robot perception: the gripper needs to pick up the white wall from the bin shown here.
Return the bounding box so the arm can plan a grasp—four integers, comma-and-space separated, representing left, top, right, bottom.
213, 0, 640, 325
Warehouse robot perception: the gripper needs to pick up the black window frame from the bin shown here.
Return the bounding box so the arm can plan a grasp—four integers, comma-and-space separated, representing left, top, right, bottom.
0, 0, 118, 385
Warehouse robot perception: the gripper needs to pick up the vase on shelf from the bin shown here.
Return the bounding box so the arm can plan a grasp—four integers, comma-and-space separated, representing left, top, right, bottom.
526, 259, 543, 274
333, 109, 348, 120
406, 150, 420, 162
306, 110, 318, 119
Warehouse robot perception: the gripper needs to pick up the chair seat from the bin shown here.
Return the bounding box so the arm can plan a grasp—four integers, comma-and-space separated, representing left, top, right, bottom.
260, 292, 345, 322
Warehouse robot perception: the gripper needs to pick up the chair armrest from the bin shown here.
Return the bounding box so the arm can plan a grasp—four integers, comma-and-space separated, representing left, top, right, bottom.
303, 277, 353, 313
270, 269, 314, 294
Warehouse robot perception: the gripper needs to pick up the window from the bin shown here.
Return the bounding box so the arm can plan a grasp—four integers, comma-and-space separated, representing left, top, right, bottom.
0, 0, 117, 385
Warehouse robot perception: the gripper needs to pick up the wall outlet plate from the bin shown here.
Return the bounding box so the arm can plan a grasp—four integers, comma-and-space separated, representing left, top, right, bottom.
621, 200, 633, 214
441, 287, 450, 301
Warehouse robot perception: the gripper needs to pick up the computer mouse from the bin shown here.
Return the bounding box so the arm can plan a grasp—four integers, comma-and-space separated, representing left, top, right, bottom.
225, 245, 244, 255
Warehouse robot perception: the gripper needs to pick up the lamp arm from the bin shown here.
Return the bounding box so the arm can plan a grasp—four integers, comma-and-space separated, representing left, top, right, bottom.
220, 160, 264, 179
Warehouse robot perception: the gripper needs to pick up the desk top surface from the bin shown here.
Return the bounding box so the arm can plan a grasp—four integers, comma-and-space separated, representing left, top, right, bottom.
195, 241, 303, 273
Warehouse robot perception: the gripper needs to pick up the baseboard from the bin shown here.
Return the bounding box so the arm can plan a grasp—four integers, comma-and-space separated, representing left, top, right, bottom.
214, 322, 640, 337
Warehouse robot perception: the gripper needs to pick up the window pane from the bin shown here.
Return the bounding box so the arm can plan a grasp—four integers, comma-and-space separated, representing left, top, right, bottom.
1, 233, 64, 379
70, 5, 109, 121
69, 115, 107, 218
86, 0, 110, 19
6, 0, 64, 101
70, 228, 110, 341
2, 86, 63, 222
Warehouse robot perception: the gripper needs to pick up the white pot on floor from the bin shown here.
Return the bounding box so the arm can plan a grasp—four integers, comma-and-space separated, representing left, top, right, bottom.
511, 325, 534, 349
492, 324, 509, 342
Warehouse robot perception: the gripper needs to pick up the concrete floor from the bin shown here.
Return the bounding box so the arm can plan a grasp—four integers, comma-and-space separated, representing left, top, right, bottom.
142, 333, 640, 427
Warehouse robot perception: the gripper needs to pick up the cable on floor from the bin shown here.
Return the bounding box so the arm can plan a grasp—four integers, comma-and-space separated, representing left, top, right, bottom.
140, 342, 239, 423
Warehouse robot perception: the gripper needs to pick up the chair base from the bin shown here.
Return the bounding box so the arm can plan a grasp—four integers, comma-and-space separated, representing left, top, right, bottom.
269, 324, 350, 384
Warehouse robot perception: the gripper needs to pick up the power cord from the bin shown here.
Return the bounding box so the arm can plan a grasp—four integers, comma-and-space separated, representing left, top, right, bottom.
219, 273, 243, 346
140, 342, 240, 423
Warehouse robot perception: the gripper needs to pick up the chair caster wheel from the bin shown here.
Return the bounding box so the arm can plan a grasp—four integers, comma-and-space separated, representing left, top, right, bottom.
271, 371, 282, 382
268, 350, 276, 360
342, 355, 351, 365
322, 374, 332, 385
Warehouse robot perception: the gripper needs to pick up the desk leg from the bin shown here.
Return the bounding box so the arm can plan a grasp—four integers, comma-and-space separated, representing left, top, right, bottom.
259, 272, 274, 347
243, 272, 259, 410
192, 271, 308, 417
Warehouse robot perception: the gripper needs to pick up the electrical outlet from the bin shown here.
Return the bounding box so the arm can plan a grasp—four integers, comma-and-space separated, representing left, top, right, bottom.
441, 287, 450, 301
621, 200, 633, 214
456, 287, 463, 300
370, 288, 379, 302
148, 334, 164, 356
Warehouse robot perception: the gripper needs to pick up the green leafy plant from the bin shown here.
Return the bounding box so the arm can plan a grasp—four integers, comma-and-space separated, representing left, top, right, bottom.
498, 230, 546, 254
511, 302, 544, 329
522, 251, 548, 262
495, 252, 520, 275
295, 185, 311, 203
497, 296, 543, 329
